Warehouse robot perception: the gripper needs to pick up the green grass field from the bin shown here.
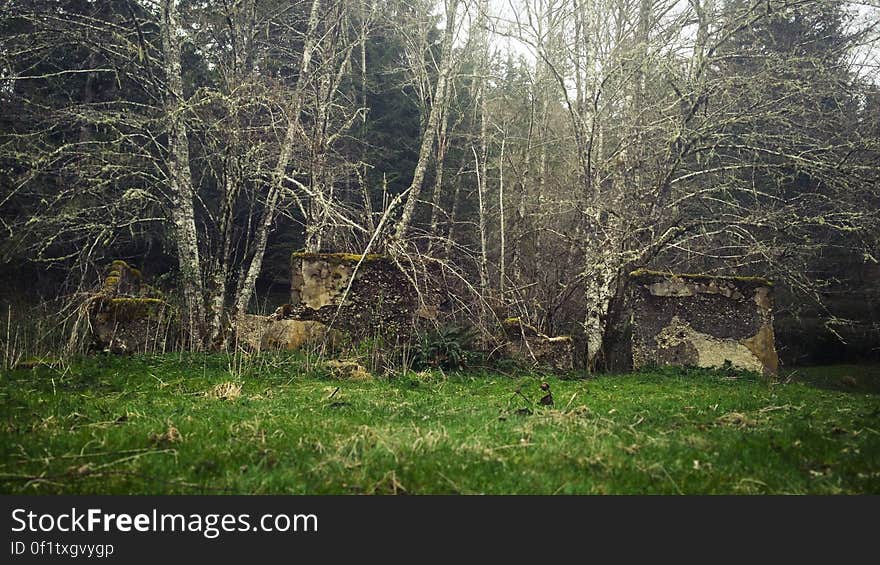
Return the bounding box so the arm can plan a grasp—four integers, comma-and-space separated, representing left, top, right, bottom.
1, 354, 878, 494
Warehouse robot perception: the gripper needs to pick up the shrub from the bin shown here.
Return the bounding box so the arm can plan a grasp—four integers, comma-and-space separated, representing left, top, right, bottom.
412, 325, 481, 370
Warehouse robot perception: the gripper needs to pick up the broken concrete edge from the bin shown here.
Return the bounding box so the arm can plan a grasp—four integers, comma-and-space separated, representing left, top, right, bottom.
742, 323, 778, 375
291, 252, 380, 310
289, 251, 445, 343
499, 318, 575, 371
641, 316, 777, 375
501, 317, 546, 339
629, 268, 773, 287
291, 251, 386, 263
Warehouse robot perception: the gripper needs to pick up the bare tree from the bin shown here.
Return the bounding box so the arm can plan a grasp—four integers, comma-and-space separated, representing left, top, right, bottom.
391, 0, 463, 245
501, 0, 879, 368
1, 0, 379, 345
161, 0, 207, 341
2, 0, 877, 361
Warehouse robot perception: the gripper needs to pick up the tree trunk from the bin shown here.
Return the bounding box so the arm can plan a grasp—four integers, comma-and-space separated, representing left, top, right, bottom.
512, 94, 535, 292
498, 134, 506, 295
161, 0, 206, 346
475, 0, 490, 300
474, 145, 489, 296
207, 150, 240, 345
444, 163, 465, 258
233, 0, 322, 317
392, 0, 458, 245
427, 104, 450, 254
583, 259, 620, 371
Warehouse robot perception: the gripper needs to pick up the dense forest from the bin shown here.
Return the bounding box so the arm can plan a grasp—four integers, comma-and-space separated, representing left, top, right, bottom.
1, 0, 879, 366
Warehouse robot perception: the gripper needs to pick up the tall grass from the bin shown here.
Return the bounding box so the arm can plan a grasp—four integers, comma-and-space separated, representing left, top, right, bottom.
1, 299, 80, 370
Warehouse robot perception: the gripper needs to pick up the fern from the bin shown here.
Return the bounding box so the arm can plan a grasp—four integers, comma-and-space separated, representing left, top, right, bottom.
412, 325, 481, 370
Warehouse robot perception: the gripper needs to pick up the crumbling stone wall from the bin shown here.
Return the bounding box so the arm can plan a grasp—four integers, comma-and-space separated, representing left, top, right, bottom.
286, 253, 443, 342
89, 261, 174, 353
606, 270, 778, 375
233, 315, 341, 352
501, 318, 574, 372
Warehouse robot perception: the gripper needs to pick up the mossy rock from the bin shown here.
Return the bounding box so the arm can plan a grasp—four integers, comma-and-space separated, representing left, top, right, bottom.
291, 251, 386, 263
95, 297, 168, 323
101, 260, 144, 296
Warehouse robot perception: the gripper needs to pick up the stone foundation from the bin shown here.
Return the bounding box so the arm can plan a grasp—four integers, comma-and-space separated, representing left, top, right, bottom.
233, 315, 341, 352
606, 270, 778, 375
286, 252, 442, 342
89, 261, 174, 353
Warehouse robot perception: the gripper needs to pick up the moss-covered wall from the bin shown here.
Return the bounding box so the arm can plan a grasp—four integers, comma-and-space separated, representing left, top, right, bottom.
89, 261, 174, 353
608, 271, 778, 375
102, 260, 143, 296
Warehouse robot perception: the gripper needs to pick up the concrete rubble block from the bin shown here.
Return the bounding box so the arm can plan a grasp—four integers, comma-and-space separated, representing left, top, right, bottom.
287, 252, 444, 342
233, 314, 341, 352
89, 260, 174, 353
501, 317, 574, 372
607, 270, 778, 375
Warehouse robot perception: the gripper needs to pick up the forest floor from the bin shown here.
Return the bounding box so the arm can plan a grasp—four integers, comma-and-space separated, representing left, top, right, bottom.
1, 354, 878, 494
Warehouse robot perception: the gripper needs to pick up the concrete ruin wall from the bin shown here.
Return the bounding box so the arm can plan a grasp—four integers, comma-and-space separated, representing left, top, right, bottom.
233, 315, 342, 352
606, 270, 778, 375
89, 261, 174, 353
286, 252, 442, 343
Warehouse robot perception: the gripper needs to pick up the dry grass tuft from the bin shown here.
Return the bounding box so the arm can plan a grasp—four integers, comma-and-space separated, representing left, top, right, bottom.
715, 411, 757, 428
149, 424, 182, 445
206, 381, 242, 401
324, 359, 373, 381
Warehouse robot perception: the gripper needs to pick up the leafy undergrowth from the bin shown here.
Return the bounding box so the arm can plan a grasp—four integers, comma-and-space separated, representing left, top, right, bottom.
1, 354, 878, 494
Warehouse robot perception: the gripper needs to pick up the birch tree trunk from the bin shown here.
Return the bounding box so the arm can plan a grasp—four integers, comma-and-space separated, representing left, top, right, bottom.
426, 104, 450, 254
474, 0, 491, 299
161, 0, 206, 345
498, 133, 506, 295
207, 148, 241, 344
474, 145, 489, 296
583, 258, 620, 370
391, 0, 459, 245
232, 0, 323, 317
